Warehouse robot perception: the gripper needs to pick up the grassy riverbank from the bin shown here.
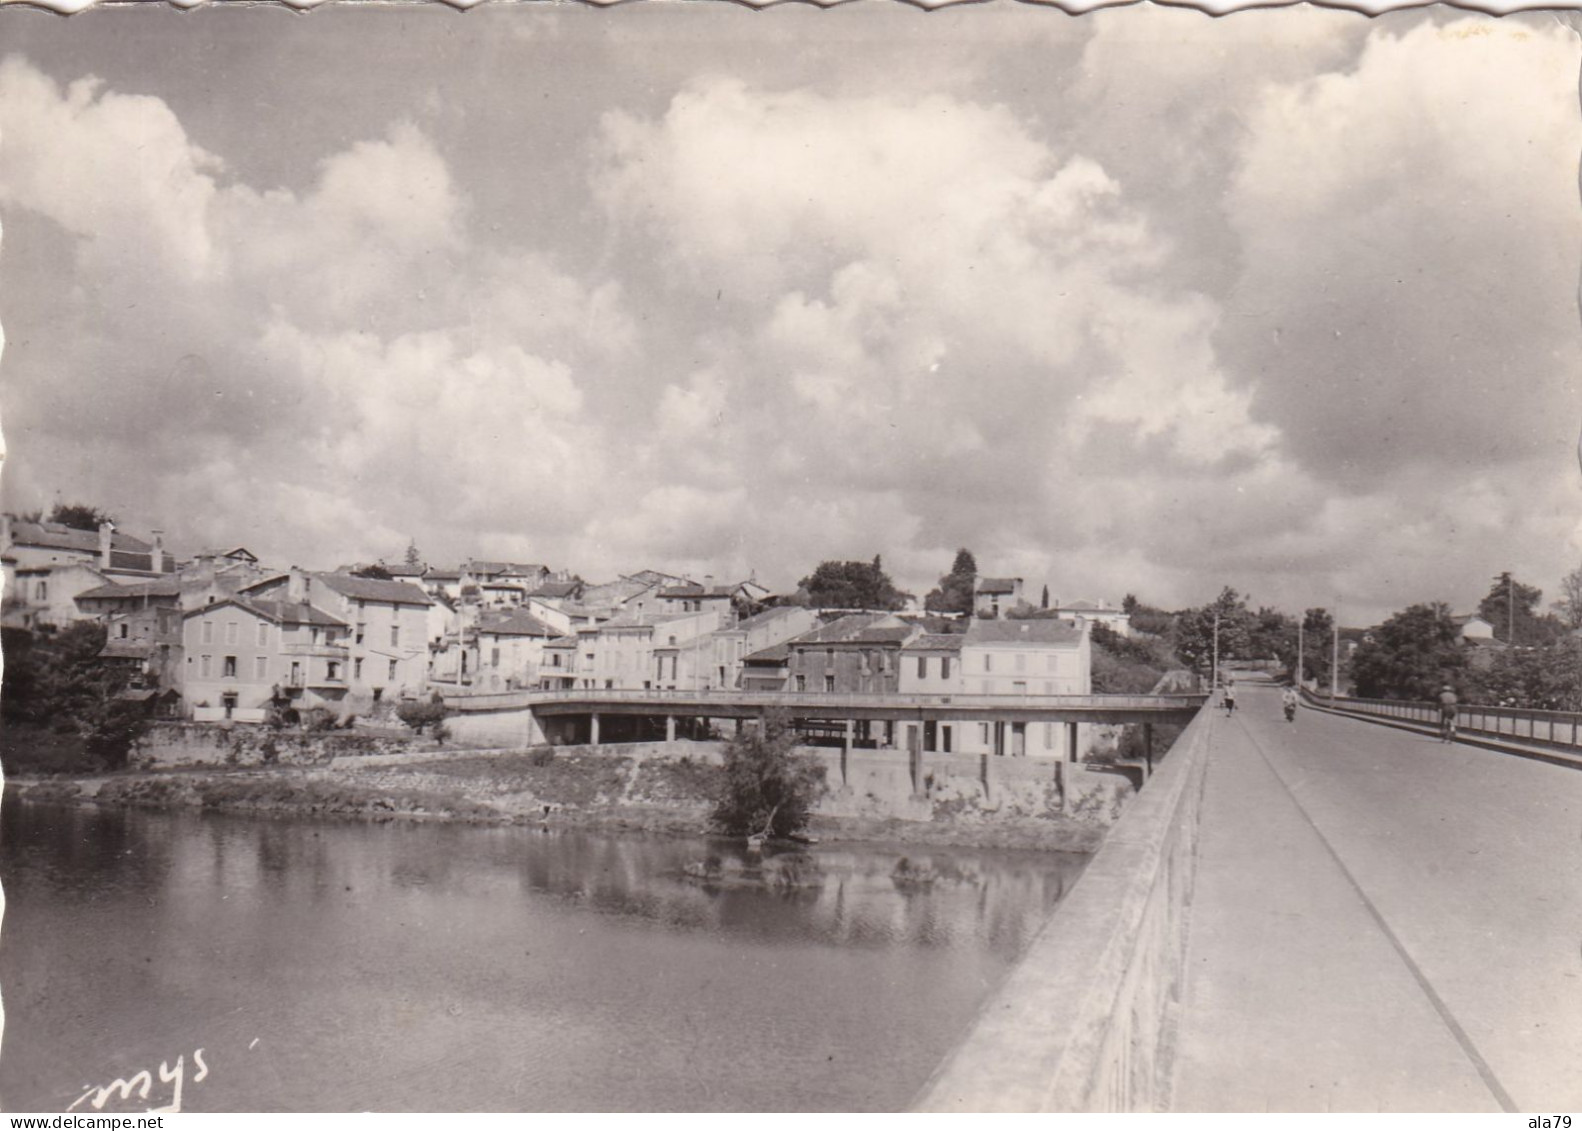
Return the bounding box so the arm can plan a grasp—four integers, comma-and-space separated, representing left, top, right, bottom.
5, 747, 1108, 853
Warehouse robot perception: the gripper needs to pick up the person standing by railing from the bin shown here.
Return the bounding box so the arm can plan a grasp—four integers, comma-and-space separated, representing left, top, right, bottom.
1223, 680, 1237, 715
1437, 685, 1459, 743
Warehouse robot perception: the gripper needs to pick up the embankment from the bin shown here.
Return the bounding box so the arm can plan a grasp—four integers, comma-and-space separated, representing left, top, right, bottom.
7, 736, 1139, 852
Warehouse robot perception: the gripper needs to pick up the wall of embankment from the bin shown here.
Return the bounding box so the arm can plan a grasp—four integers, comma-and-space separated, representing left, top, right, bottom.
912, 702, 1214, 1111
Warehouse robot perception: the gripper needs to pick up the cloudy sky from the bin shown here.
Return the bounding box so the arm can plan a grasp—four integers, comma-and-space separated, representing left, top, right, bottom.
0, 3, 1578, 623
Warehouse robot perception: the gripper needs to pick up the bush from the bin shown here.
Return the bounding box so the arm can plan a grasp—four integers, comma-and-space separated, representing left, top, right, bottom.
396, 696, 448, 735
711, 712, 827, 839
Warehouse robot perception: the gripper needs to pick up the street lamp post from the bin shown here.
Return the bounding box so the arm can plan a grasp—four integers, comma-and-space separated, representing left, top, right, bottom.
1211, 611, 1220, 694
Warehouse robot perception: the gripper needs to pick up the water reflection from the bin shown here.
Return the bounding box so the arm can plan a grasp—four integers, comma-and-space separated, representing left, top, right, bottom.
1, 795, 1085, 1113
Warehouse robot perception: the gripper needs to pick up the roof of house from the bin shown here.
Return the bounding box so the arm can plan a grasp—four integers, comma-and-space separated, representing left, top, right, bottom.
660, 582, 737, 599
791, 613, 915, 646
964, 619, 1085, 647
902, 633, 965, 653
1056, 599, 1123, 613
737, 606, 805, 631
384, 563, 426, 578
976, 577, 1021, 595
466, 560, 548, 577
99, 638, 153, 660
744, 642, 793, 664
543, 634, 579, 649
477, 610, 560, 638
599, 611, 698, 630
183, 596, 347, 627
424, 569, 463, 582
7, 520, 153, 555
76, 577, 183, 602
530, 580, 583, 599
313, 572, 433, 606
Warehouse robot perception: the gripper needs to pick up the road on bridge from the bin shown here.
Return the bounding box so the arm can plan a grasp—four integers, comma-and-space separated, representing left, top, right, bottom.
1171, 677, 1582, 1112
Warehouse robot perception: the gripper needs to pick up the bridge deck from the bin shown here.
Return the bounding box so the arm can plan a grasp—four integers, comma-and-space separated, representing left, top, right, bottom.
1171, 680, 1582, 1112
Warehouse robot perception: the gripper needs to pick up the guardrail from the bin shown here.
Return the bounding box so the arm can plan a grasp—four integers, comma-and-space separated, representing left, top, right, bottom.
1302, 689, 1582, 755
913, 697, 1214, 1111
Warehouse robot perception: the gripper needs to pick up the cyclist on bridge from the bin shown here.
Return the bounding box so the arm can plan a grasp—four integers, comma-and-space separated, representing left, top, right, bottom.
1437, 684, 1459, 743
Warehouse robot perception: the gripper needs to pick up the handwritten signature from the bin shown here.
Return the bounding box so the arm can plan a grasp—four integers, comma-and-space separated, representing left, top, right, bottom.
67, 1049, 208, 1115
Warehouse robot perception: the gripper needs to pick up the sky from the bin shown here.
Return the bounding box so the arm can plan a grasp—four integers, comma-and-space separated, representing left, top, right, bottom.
0, 3, 1578, 625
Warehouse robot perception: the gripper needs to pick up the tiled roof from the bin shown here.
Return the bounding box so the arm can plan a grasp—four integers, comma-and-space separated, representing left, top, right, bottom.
792, 613, 914, 646
313, 573, 433, 606
737, 606, 803, 630
466, 560, 548, 577
964, 619, 1085, 646
543, 635, 578, 649
660, 583, 737, 599
245, 599, 347, 627
976, 577, 1020, 595
744, 642, 792, 664
8, 520, 153, 555
902, 633, 965, 653
530, 580, 582, 599
76, 577, 183, 601
477, 610, 560, 638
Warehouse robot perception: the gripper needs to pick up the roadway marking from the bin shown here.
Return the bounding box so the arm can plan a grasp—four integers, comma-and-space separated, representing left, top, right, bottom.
1232, 714, 1519, 1113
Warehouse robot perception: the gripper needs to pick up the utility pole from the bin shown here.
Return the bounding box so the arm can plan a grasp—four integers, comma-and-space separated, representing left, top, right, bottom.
1297, 618, 1304, 690
1330, 610, 1340, 700
1508, 571, 1516, 646
1211, 611, 1221, 693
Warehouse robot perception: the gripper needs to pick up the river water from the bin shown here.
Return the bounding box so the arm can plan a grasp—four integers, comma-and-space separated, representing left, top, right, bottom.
0, 795, 1086, 1112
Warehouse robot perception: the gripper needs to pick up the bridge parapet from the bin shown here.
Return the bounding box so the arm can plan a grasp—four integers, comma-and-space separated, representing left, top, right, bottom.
912, 700, 1214, 1112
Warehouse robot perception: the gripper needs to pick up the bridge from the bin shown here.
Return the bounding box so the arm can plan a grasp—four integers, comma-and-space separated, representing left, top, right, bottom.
440, 686, 1207, 753
914, 676, 1582, 1113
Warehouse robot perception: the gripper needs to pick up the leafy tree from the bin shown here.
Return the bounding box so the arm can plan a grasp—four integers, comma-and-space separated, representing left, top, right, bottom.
404, 540, 422, 568
923, 548, 977, 615
396, 696, 448, 735
1247, 606, 1298, 668
1171, 587, 1254, 673
1299, 607, 1335, 687
1477, 572, 1561, 645
48, 502, 116, 531
1469, 638, 1582, 711
1089, 621, 1175, 693
711, 712, 827, 839
799, 558, 907, 610
352, 563, 394, 580
1349, 602, 1466, 700
1, 622, 146, 767
1555, 563, 1582, 631
1122, 593, 1139, 614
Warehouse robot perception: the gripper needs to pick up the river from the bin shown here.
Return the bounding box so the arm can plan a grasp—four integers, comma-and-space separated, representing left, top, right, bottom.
0, 794, 1085, 1112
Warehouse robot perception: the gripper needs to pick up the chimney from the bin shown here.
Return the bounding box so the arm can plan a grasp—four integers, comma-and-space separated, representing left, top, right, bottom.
98, 521, 115, 569
151, 530, 165, 574
704, 574, 715, 590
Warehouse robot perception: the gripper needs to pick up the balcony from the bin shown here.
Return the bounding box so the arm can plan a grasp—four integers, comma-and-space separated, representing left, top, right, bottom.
282, 642, 350, 659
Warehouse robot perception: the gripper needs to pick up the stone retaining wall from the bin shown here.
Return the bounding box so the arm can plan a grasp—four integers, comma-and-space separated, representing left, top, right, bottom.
912, 703, 1213, 1111
131, 722, 414, 768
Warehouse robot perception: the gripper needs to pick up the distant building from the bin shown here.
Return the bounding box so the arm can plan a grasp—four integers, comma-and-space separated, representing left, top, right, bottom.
181, 596, 349, 721
1, 517, 179, 630
1049, 598, 1132, 637
973, 577, 1025, 619
783, 614, 921, 694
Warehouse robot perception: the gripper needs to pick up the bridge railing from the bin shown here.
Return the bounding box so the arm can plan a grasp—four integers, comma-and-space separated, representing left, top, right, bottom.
1302, 689, 1582, 753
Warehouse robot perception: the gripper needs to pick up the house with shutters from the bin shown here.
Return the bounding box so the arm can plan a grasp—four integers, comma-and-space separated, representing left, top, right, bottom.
182, 596, 349, 721
782, 614, 922, 695
239, 569, 433, 711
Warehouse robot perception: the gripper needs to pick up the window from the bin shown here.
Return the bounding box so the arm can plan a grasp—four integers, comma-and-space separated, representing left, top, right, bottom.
226, 621, 239, 645
36, 579, 47, 600
223, 656, 237, 679
327, 661, 341, 681
942, 657, 951, 680
605, 679, 614, 689
979, 723, 991, 744
356, 623, 365, 645
491, 647, 501, 668
390, 624, 400, 647
824, 675, 835, 692
917, 656, 928, 679
388, 659, 398, 680
311, 627, 320, 646
257, 622, 269, 647
941, 725, 952, 753
551, 654, 562, 668
795, 674, 806, 692
200, 654, 212, 678
984, 653, 993, 672
202, 622, 214, 645
118, 623, 129, 639
354, 658, 363, 680
255, 656, 268, 680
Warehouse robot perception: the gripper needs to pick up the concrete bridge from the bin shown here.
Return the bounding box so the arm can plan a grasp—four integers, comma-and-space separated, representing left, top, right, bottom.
914, 676, 1582, 1113
440, 686, 1206, 754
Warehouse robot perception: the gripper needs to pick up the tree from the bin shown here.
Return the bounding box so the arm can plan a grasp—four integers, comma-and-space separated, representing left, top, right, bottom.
1299, 607, 1335, 687
396, 696, 448, 735
1477, 572, 1561, 645
404, 540, 422, 568
352, 563, 394, 580
711, 712, 827, 839
1040, 584, 1050, 609
48, 502, 115, 531
1171, 587, 1254, 673
923, 548, 977, 615
1555, 563, 1582, 631
798, 558, 906, 610
1469, 638, 1582, 711
1348, 602, 1466, 700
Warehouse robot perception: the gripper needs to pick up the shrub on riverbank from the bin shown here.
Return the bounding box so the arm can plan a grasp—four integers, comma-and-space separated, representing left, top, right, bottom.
711, 713, 827, 839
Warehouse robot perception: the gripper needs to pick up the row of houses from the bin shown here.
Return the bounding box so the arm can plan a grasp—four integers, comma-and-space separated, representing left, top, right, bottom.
1, 516, 1113, 751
